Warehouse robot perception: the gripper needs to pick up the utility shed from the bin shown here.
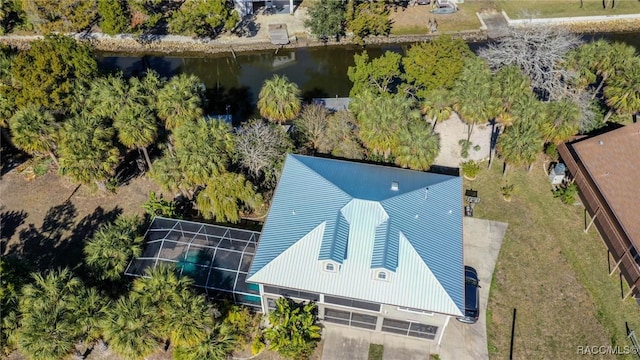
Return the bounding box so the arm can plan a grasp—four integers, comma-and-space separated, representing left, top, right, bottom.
268, 24, 289, 45
558, 122, 640, 299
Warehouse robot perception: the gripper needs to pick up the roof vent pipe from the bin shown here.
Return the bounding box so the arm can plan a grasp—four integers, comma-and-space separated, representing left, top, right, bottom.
391, 181, 399, 191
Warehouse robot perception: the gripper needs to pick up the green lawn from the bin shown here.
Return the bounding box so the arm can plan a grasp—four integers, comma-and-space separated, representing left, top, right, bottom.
497, 0, 640, 19
368, 344, 384, 360
469, 156, 640, 359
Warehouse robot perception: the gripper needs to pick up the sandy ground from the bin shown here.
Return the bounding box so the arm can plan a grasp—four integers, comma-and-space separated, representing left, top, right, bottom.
432, 112, 493, 168
0, 165, 160, 270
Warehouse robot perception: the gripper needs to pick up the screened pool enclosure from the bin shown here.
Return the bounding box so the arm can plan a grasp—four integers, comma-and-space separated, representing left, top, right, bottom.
125, 217, 262, 311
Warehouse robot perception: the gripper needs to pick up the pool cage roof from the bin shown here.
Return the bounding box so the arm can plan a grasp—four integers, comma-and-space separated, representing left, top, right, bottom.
125, 217, 262, 310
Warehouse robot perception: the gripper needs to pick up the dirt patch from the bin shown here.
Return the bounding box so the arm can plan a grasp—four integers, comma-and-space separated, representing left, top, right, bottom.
1, 165, 160, 270
433, 113, 493, 168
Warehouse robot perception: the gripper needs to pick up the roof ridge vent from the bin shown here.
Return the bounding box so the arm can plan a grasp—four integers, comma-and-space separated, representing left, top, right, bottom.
391, 181, 399, 191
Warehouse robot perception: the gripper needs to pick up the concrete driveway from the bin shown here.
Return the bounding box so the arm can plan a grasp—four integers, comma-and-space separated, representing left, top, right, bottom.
320, 217, 507, 360
438, 217, 508, 360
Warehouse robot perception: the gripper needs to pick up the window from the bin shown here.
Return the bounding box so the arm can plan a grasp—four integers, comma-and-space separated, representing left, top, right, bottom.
376, 271, 388, 280
324, 295, 381, 312
324, 262, 337, 272
263, 286, 319, 301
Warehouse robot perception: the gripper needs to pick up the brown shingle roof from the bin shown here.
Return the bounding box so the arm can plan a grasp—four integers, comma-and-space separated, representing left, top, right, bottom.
572, 122, 640, 244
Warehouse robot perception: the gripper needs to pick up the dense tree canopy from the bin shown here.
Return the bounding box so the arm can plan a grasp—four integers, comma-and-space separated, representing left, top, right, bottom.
196, 172, 260, 223
11, 35, 97, 111
345, 0, 390, 45
98, 0, 130, 35
305, 0, 346, 42
347, 50, 402, 97
22, 0, 96, 32
264, 298, 321, 359
403, 36, 472, 98
7, 104, 59, 165
169, 0, 240, 38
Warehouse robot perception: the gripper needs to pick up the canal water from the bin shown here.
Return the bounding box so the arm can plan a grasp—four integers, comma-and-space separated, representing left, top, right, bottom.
97, 32, 640, 120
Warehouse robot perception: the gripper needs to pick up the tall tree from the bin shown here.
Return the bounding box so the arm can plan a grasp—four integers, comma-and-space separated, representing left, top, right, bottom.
169, 0, 240, 38
264, 298, 321, 360
347, 50, 402, 97
257, 74, 301, 124
321, 109, 365, 160
293, 103, 330, 152
403, 36, 472, 98
102, 296, 160, 359
393, 121, 440, 171
235, 119, 293, 189
98, 0, 130, 35
7, 104, 59, 165
58, 114, 120, 191
22, 0, 96, 32
345, 0, 390, 45
16, 269, 84, 360
304, 0, 346, 42
421, 89, 454, 131
479, 27, 582, 101
84, 215, 144, 281
11, 35, 97, 111
196, 172, 260, 223
452, 57, 497, 142
497, 118, 544, 176
113, 104, 158, 170
603, 58, 640, 121
350, 90, 421, 160
540, 99, 581, 145
157, 73, 205, 130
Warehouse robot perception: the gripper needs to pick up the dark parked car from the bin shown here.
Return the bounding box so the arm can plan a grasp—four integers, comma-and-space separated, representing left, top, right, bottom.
457, 266, 480, 324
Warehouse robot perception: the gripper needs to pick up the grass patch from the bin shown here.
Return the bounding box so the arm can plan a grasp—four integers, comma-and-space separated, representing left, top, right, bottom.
391, 25, 430, 35
497, 0, 640, 19
368, 344, 384, 360
390, 1, 492, 34
474, 156, 640, 359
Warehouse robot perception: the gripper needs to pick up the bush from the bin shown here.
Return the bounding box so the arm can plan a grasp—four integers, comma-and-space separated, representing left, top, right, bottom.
98, 0, 130, 35
222, 305, 260, 347
143, 191, 178, 218
501, 182, 514, 198
460, 160, 481, 179
251, 336, 265, 355
545, 143, 558, 160
552, 182, 578, 204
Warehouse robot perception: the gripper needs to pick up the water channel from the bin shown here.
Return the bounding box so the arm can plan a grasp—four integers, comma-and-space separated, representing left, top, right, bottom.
97, 32, 640, 121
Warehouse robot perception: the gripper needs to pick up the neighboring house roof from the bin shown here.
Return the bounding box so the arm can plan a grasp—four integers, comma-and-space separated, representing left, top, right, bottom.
570, 122, 640, 244
248, 154, 464, 316
312, 97, 351, 112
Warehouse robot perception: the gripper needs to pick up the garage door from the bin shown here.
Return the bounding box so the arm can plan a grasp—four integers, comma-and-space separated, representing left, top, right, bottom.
381, 318, 438, 340
323, 308, 377, 330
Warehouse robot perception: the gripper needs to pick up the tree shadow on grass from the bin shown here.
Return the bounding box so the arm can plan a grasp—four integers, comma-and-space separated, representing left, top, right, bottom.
8, 201, 122, 272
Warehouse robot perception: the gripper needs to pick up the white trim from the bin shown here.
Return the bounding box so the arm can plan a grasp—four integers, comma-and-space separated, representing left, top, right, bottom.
323, 261, 339, 273
397, 306, 434, 316
321, 300, 382, 314
437, 316, 450, 346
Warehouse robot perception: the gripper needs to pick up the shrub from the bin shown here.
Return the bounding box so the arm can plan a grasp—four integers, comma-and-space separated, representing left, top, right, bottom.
460, 160, 481, 179
98, 0, 130, 35
552, 182, 578, 205
251, 336, 265, 355
545, 143, 558, 160
501, 182, 514, 198
143, 191, 178, 218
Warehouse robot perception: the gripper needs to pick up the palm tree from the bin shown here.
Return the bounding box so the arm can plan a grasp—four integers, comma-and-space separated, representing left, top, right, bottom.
8, 104, 59, 166
173, 323, 237, 360
156, 74, 204, 130
16, 268, 83, 360
394, 121, 440, 171
257, 74, 302, 124
166, 290, 213, 347
540, 99, 581, 145
102, 296, 160, 359
69, 287, 109, 347
604, 58, 640, 121
84, 216, 144, 281
421, 89, 453, 131
452, 57, 495, 143
497, 118, 544, 176
151, 155, 190, 198
591, 41, 636, 99
196, 172, 261, 223
58, 114, 120, 191
264, 298, 321, 359
113, 104, 158, 170
351, 90, 421, 160
86, 74, 129, 118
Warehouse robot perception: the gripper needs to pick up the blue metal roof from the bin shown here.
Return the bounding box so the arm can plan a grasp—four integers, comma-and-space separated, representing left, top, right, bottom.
248, 154, 464, 314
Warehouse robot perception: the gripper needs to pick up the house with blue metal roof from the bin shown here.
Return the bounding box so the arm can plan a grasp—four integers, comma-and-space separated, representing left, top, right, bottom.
247, 154, 465, 343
